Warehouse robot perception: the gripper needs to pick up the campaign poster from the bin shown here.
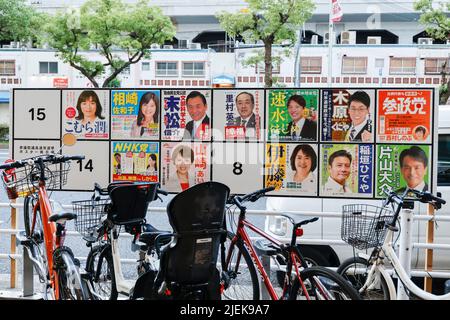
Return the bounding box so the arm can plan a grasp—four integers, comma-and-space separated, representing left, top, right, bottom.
161, 89, 211, 141
111, 141, 159, 182
377, 89, 433, 143
62, 90, 109, 139
111, 90, 160, 140
212, 90, 264, 141
160, 142, 210, 192
375, 144, 431, 198
320, 144, 373, 197
321, 89, 375, 142
267, 89, 319, 142
264, 143, 318, 196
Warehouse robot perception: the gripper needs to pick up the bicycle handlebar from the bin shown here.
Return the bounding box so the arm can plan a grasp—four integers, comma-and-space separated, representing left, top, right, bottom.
382, 188, 446, 209
0, 154, 85, 170
228, 186, 275, 210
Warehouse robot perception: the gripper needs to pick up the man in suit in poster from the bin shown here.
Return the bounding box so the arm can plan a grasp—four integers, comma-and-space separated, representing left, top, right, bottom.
233, 91, 259, 138
183, 90, 210, 140
344, 90, 373, 142
396, 146, 429, 194
286, 94, 317, 141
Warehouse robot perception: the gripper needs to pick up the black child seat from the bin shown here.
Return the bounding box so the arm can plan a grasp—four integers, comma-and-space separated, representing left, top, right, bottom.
106, 182, 159, 226
154, 181, 230, 299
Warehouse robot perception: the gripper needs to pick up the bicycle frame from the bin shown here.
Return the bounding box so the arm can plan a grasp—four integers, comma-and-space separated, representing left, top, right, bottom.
227, 215, 305, 300
356, 226, 450, 300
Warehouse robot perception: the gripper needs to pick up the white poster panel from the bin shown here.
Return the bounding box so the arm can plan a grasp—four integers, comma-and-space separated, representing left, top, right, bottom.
160, 141, 210, 192
212, 142, 263, 194
212, 90, 264, 141
13, 90, 61, 139
161, 89, 211, 141
62, 141, 109, 190
62, 90, 110, 139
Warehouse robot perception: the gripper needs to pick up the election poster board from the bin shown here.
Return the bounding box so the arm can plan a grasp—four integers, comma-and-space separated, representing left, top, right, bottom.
11, 87, 436, 199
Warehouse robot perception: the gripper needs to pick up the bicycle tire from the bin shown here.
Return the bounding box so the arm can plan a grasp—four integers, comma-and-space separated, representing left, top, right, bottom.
290, 266, 362, 300
58, 250, 88, 300
221, 231, 260, 300
23, 195, 43, 241
85, 244, 118, 300
337, 256, 390, 300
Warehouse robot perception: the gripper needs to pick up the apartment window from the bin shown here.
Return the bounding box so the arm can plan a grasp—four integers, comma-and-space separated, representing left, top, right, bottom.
256, 62, 280, 74
142, 62, 150, 71
156, 61, 178, 77
342, 57, 367, 74
0, 60, 15, 76
389, 57, 416, 75
301, 57, 322, 74
182, 62, 205, 77
121, 65, 130, 75
424, 58, 450, 75
39, 61, 58, 74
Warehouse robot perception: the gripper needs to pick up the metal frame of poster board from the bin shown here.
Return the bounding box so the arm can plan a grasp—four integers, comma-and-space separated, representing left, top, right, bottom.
11, 87, 437, 200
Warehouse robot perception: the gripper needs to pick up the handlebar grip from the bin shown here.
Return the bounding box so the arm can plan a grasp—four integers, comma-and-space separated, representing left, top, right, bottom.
0, 161, 23, 170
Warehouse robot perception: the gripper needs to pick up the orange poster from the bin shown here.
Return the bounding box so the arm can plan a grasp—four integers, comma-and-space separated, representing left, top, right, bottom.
377, 89, 432, 143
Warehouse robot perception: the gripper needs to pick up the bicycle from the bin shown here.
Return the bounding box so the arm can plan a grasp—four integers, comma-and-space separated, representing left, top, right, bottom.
0, 149, 87, 300
220, 187, 361, 300
73, 182, 170, 300
337, 188, 449, 300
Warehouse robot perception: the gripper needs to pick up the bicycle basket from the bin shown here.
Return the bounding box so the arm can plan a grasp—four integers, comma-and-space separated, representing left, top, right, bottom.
341, 204, 394, 250
72, 198, 110, 241
42, 162, 70, 190
1, 164, 36, 199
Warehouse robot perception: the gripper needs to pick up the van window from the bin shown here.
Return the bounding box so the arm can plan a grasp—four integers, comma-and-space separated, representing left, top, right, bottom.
438, 134, 450, 186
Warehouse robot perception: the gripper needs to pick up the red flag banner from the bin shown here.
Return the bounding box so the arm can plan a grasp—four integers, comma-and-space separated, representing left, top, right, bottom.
331, 0, 343, 23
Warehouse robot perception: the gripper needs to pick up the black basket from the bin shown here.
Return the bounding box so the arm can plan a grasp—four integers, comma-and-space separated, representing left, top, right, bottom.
72, 198, 110, 241
341, 204, 394, 250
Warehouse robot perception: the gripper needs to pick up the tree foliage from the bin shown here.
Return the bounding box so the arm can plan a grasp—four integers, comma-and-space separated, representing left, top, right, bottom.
41, 0, 176, 87
0, 0, 45, 43
217, 0, 315, 87
415, 0, 450, 104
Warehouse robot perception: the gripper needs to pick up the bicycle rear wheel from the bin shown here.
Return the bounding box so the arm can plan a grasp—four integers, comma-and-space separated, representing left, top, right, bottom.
290, 266, 361, 300
337, 257, 390, 300
57, 249, 88, 300
85, 244, 117, 300
221, 232, 259, 300
23, 195, 43, 241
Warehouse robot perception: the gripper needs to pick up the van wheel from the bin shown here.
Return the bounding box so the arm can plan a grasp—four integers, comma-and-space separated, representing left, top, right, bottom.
275, 246, 331, 288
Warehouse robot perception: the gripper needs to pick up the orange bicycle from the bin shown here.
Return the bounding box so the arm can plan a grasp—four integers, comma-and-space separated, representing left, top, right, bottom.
1, 151, 87, 300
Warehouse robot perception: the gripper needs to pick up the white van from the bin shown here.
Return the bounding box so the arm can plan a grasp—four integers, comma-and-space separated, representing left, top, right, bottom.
265, 105, 450, 270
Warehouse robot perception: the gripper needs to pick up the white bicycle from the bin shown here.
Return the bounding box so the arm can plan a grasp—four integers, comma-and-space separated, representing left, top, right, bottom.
337, 189, 449, 300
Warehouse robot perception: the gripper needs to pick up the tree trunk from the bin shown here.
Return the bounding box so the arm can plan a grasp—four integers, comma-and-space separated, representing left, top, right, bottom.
264, 39, 273, 88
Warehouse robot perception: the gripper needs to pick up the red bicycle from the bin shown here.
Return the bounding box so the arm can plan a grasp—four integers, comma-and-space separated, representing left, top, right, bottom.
220, 187, 361, 300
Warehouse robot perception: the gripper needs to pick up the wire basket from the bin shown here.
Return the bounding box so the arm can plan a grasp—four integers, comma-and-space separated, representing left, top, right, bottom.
73, 198, 110, 241
341, 204, 394, 250
0, 162, 70, 199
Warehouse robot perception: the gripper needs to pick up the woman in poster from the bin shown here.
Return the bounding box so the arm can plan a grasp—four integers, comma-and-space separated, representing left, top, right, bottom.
165, 145, 195, 191
75, 90, 105, 125
131, 92, 159, 137
289, 144, 317, 193
146, 153, 158, 176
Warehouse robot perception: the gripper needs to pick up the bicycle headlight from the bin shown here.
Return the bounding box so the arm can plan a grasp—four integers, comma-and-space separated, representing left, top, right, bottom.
268, 215, 288, 236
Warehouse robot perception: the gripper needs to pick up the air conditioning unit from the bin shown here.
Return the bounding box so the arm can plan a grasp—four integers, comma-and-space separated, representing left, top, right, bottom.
150, 43, 160, 49
324, 32, 329, 44
341, 31, 356, 44
367, 36, 381, 45
189, 43, 201, 49
163, 45, 173, 49
311, 35, 319, 45
418, 37, 433, 45
2, 45, 11, 49
10, 41, 20, 48
446, 39, 450, 45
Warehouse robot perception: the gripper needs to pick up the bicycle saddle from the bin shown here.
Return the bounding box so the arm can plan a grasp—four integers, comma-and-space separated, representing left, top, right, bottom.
49, 212, 77, 223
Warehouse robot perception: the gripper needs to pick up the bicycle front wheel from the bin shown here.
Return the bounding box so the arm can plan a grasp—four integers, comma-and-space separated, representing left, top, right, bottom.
85, 244, 117, 300
57, 249, 88, 300
221, 232, 259, 300
290, 266, 361, 300
337, 257, 390, 300
24, 195, 43, 241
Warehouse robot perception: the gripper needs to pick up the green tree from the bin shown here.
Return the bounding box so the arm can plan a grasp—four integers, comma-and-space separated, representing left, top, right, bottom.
41, 0, 176, 87
414, 0, 450, 104
217, 0, 315, 87
0, 0, 45, 43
